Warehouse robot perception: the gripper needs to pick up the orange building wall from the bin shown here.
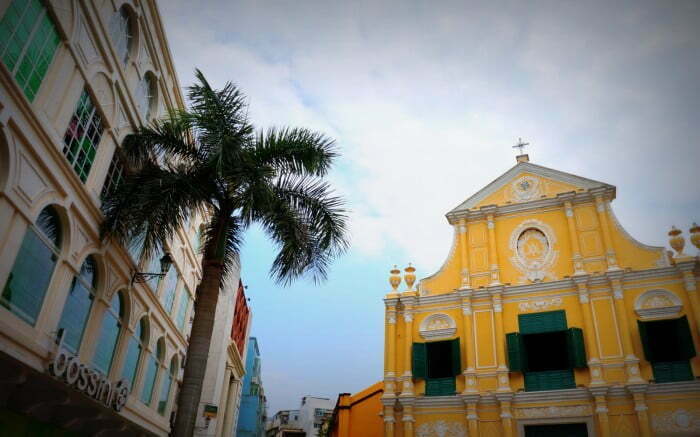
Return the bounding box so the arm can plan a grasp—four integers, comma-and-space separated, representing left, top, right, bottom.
330, 382, 383, 437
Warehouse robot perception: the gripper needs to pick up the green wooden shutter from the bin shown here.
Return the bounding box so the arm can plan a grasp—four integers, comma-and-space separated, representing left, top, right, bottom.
412, 342, 427, 378
567, 328, 587, 368
637, 320, 655, 362
518, 310, 567, 334
451, 338, 461, 376
676, 316, 697, 360
425, 377, 456, 396
506, 332, 526, 372
652, 361, 694, 383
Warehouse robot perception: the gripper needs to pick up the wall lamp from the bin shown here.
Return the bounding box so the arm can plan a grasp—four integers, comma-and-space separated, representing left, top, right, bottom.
131, 253, 173, 285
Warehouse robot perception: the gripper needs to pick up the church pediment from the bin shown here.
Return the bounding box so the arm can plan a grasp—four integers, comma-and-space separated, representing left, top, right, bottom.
447, 162, 613, 215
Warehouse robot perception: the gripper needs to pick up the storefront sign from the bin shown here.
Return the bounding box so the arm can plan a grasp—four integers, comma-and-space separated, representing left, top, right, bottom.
48, 334, 129, 412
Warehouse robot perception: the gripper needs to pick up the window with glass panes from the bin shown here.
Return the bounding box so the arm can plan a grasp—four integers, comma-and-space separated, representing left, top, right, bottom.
141, 338, 164, 405
108, 6, 131, 64
136, 73, 155, 119
175, 291, 190, 331
93, 292, 123, 374
101, 152, 125, 200
0, 0, 61, 101
57, 256, 97, 353
62, 90, 104, 182
1, 206, 61, 324
147, 246, 165, 289
158, 356, 177, 415
161, 267, 178, 314
121, 318, 146, 390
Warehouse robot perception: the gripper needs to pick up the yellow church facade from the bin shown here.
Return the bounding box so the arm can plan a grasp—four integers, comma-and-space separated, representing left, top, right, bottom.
382, 155, 700, 437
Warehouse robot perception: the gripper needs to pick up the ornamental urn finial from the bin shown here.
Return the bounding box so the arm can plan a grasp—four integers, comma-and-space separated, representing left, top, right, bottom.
389, 265, 402, 291
668, 226, 686, 256
404, 263, 416, 291
690, 223, 700, 252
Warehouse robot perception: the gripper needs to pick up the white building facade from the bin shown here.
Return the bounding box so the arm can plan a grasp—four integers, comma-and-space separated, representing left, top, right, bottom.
0, 0, 210, 435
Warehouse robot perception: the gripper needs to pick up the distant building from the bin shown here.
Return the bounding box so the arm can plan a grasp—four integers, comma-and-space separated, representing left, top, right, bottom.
237, 337, 267, 437
195, 279, 252, 436
298, 396, 334, 437
328, 382, 384, 437
266, 409, 304, 437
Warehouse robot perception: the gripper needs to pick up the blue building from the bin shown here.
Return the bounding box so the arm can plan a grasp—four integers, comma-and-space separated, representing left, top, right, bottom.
236, 337, 266, 437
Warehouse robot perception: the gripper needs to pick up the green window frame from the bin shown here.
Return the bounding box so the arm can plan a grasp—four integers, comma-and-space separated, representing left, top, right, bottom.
121, 317, 147, 390
92, 291, 123, 374
108, 6, 132, 64
62, 89, 104, 182
638, 316, 696, 383
100, 151, 125, 200
518, 310, 567, 335
1, 206, 61, 324
524, 369, 576, 391
412, 338, 461, 396
57, 256, 97, 353
0, 0, 61, 101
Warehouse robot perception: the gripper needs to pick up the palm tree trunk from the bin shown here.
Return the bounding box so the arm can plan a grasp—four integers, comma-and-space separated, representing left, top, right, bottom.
172, 258, 224, 436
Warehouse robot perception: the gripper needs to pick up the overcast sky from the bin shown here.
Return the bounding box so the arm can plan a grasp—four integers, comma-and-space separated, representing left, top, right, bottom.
159, 0, 700, 415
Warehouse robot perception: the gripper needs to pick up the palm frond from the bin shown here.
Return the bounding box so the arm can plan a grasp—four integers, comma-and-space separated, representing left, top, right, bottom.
101, 160, 211, 262
252, 127, 337, 176
121, 110, 199, 168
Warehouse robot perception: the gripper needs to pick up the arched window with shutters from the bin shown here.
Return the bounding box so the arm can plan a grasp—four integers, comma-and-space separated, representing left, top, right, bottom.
122, 316, 147, 390
93, 291, 125, 374
141, 336, 164, 405
57, 255, 98, 353
158, 355, 177, 415
1, 205, 61, 324
108, 5, 133, 64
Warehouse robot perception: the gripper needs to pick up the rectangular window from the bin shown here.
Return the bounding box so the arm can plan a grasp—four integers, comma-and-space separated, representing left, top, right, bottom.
1, 228, 57, 325
100, 152, 125, 200
62, 90, 104, 182
638, 316, 696, 383
157, 374, 172, 415
161, 268, 178, 314
120, 337, 141, 389
176, 292, 190, 331
0, 0, 60, 101
412, 339, 460, 396
140, 355, 157, 404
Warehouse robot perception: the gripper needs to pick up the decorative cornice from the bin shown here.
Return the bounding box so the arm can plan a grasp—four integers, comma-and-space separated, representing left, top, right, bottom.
409, 266, 682, 305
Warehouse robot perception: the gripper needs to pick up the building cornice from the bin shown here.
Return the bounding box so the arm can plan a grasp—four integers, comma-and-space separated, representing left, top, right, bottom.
409, 266, 682, 307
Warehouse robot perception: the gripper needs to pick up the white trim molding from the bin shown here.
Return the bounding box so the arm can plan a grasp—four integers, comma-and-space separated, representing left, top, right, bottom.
634, 289, 682, 320
419, 313, 457, 340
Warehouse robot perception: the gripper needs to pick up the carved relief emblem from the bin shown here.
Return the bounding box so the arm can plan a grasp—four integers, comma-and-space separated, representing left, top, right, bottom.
419, 313, 457, 340
509, 220, 558, 282
511, 176, 541, 202
634, 289, 682, 320
416, 421, 466, 437
515, 405, 592, 419
652, 409, 700, 434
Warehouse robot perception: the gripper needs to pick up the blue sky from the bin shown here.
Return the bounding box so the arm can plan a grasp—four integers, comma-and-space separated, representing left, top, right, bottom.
159, 0, 700, 414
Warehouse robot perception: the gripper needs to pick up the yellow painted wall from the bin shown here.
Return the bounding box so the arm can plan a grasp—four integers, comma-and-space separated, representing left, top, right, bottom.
380, 161, 700, 436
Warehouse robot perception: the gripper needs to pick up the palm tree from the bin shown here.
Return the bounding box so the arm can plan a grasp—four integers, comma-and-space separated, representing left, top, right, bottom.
101, 70, 348, 436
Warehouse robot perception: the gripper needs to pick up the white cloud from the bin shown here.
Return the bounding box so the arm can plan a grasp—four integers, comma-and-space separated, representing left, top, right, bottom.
160, 0, 700, 412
